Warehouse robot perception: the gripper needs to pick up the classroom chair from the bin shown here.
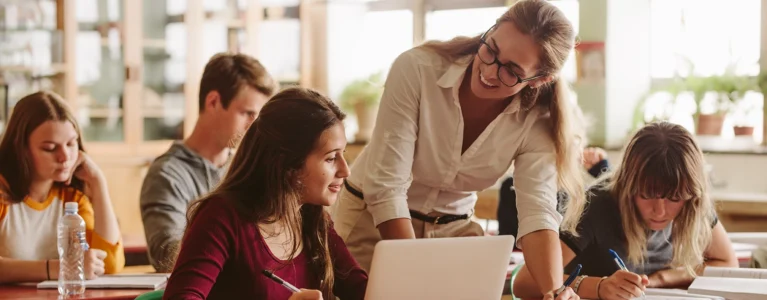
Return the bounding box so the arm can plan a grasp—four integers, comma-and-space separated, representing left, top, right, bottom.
134, 289, 164, 300
508, 263, 524, 300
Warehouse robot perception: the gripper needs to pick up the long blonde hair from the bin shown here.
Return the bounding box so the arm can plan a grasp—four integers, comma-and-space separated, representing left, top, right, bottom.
419, 0, 586, 233
607, 122, 712, 275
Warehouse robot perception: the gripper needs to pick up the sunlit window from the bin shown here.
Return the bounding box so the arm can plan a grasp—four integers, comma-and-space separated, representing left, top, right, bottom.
650, 0, 760, 78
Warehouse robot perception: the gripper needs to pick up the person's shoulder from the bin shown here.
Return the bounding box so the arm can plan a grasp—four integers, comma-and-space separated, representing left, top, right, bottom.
397, 47, 451, 69
584, 184, 619, 215
145, 145, 198, 180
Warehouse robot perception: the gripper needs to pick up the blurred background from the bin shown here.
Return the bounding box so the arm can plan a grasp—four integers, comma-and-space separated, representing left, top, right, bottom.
1, 0, 765, 262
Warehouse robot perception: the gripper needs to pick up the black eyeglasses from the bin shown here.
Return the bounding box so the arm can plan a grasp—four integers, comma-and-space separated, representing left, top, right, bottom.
478, 26, 546, 88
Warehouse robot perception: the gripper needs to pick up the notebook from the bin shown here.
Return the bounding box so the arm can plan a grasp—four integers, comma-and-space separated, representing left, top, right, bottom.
636, 288, 724, 300
37, 274, 169, 290
686, 267, 767, 300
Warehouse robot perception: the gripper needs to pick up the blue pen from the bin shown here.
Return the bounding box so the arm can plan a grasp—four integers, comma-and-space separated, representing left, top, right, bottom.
555, 264, 581, 297
609, 249, 646, 300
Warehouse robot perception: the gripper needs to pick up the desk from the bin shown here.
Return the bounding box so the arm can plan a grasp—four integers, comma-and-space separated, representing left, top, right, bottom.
0, 265, 162, 300
0, 285, 148, 300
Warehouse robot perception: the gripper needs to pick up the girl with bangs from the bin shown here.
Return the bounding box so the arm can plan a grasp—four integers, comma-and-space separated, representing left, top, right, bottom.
513, 122, 738, 300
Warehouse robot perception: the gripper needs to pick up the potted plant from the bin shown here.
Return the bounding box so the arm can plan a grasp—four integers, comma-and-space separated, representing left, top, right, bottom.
339, 72, 384, 143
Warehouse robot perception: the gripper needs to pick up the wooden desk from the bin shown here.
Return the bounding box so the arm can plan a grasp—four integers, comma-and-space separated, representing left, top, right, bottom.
0, 265, 162, 300
0, 285, 149, 300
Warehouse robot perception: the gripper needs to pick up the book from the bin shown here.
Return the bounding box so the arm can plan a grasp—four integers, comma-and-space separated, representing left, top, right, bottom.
638, 288, 724, 300
37, 274, 169, 290
686, 267, 767, 300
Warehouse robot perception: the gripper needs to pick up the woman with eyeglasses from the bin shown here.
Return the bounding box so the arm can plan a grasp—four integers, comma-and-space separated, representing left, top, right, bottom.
330, 1, 584, 299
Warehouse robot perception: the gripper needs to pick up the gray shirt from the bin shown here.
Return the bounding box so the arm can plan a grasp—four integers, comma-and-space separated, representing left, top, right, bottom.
140, 141, 228, 272
561, 186, 717, 276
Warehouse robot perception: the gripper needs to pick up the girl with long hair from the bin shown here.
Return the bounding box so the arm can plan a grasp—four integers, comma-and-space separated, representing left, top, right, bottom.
0, 91, 124, 283
513, 122, 738, 300
163, 88, 367, 300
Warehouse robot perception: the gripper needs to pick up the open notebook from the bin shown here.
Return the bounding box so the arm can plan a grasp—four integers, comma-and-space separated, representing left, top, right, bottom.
635, 288, 725, 300
685, 267, 767, 300
37, 273, 169, 290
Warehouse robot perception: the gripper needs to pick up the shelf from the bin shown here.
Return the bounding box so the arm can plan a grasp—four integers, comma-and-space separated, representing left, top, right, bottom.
0, 63, 68, 76
0, 27, 58, 32
85, 107, 123, 118
142, 107, 184, 118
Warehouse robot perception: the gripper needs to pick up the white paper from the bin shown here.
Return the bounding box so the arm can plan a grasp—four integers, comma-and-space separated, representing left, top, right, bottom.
703, 266, 767, 279
688, 277, 767, 300
643, 288, 724, 299
37, 274, 168, 289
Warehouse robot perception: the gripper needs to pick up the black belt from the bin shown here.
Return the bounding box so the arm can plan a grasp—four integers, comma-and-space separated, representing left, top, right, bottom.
343, 180, 470, 225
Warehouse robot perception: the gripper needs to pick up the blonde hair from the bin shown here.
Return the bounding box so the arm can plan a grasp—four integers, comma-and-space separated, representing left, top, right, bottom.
419, 0, 586, 234
606, 121, 712, 275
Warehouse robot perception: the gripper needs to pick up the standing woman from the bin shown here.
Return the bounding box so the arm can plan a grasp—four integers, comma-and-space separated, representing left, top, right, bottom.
330, 0, 585, 299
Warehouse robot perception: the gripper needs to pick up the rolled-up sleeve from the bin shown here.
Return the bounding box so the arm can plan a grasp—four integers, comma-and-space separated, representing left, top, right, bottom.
513, 117, 562, 248
362, 50, 422, 227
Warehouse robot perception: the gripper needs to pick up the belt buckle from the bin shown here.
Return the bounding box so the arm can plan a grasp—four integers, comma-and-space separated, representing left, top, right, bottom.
433, 216, 440, 224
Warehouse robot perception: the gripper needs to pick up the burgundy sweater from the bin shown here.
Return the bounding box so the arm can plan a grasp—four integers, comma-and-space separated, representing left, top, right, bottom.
162, 198, 368, 300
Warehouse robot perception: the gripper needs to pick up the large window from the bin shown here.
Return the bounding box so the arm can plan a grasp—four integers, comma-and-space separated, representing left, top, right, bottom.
650, 0, 760, 78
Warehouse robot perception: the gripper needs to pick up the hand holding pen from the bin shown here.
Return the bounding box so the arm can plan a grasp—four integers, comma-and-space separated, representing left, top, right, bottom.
263, 270, 324, 300
598, 249, 649, 300
546, 264, 581, 300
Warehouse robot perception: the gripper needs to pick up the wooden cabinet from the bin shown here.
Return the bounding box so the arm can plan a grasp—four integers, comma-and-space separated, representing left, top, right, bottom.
1, 0, 328, 246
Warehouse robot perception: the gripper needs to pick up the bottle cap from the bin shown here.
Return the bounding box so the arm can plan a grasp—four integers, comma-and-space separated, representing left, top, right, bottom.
64, 202, 78, 212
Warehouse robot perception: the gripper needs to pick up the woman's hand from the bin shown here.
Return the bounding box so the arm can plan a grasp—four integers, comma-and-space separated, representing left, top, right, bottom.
288, 289, 324, 300
597, 270, 649, 300
544, 287, 580, 300
84, 249, 107, 280
66, 151, 106, 196
582, 147, 607, 170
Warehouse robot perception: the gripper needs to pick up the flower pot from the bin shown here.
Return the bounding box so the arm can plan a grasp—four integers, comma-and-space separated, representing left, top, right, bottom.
354, 102, 378, 142
696, 114, 725, 136
733, 126, 755, 136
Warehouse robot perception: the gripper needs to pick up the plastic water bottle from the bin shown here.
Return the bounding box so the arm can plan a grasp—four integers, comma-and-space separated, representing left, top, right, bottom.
57, 202, 87, 297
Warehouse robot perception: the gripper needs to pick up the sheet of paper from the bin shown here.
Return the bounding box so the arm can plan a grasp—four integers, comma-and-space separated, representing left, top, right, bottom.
37, 274, 168, 289
703, 266, 767, 279
643, 288, 724, 300
689, 277, 767, 300
632, 296, 723, 300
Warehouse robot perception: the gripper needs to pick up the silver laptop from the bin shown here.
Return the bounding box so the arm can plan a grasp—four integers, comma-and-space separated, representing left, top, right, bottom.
364, 235, 516, 300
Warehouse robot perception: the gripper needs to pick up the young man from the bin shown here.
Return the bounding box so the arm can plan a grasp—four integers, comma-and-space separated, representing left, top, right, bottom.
140, 53, 279, 272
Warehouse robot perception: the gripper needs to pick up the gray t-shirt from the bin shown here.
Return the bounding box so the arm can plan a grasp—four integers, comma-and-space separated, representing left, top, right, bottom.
139, 141, 229, 272
561, 186, 718, 276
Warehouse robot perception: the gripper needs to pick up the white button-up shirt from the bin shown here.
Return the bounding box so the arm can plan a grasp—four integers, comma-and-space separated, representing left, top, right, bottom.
347, 47, 561, 242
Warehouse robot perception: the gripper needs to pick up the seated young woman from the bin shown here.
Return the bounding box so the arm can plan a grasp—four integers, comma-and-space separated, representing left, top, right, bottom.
163, 88, 368, 300
513, 121, 738, 300
0, 91, 124, 284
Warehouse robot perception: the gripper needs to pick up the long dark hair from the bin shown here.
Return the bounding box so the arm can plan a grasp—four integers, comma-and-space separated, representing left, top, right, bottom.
0, 91, 85, 202
185, 87, 346, 298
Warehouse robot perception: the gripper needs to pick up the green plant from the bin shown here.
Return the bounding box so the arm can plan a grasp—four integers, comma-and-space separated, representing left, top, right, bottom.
338, 72, 385, 113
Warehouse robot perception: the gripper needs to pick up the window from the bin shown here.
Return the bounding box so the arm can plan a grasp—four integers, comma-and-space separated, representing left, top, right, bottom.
327, 8, 413, 98
650, 0, 760, 78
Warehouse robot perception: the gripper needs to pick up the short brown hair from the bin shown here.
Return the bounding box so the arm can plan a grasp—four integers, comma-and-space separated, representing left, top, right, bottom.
198, 53, 279, 113
0, 91, 86, 203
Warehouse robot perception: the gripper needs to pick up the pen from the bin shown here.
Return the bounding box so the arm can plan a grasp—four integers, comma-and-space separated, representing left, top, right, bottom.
262, 270, 301, 293
609, 249, 646, 300
555, 264, 581, 297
